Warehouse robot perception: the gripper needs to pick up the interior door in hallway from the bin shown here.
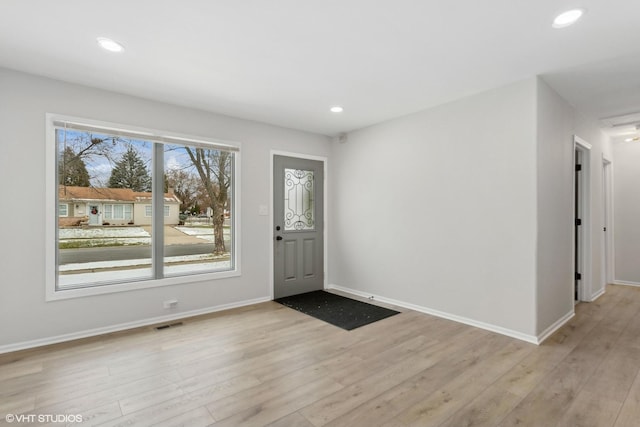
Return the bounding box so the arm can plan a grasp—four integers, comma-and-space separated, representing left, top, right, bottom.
273, 155, 324, 299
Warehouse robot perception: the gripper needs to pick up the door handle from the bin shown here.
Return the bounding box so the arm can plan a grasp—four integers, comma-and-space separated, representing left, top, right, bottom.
276, 236, 283, 241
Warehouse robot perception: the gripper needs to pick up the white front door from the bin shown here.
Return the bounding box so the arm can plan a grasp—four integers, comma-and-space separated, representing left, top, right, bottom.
89, 204, 100, 225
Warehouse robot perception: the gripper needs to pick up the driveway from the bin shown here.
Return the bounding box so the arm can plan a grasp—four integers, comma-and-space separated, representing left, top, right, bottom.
141, 225, 208, 245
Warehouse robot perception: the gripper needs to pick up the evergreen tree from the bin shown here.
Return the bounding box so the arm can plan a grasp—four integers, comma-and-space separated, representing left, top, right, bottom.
108, 146, 151, 191
59, 146, 90, 186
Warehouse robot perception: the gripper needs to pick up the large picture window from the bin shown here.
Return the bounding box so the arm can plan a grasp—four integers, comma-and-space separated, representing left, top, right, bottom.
104, 204, 133, 220
48, 116, 239, 298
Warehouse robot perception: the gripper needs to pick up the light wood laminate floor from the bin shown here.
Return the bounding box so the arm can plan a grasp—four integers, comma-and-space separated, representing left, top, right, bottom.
1, 285, 640, 427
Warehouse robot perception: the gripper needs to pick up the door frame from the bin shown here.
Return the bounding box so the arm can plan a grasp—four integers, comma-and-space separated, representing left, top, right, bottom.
269, 150, 328, 299
602, 156, 614, 290
573, 135, 592, 302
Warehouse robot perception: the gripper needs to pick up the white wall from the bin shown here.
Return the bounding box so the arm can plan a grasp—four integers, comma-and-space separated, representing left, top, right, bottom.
535, 79, 576, 335
612, 140, 640, 285
329, 79, 539, 339
529, 78, 612, 337
0, 68, 330, 349
0, 67, 615, 349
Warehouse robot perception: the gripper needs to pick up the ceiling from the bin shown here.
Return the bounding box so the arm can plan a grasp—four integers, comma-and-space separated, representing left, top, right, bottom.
1, 0, 640, 137
542, 54, 640, 141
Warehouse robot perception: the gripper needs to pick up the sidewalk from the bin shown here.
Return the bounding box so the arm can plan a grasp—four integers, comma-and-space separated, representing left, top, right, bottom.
141, 226, 207, 245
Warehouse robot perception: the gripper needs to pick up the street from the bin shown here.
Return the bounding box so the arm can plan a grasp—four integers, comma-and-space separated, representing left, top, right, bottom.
59, 242, 221, 264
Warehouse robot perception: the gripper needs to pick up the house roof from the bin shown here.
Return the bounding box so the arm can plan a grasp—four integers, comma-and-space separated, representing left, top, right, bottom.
59, 186, 180, 204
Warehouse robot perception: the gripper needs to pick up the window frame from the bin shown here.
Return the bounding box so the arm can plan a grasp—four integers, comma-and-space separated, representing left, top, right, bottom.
103, 203, 133, 221
45, 114, 242, 301
145, 205, 173, 217
58, 203, 69, 217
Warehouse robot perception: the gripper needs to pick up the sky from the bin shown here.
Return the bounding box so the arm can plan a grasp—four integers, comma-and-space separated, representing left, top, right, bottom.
57, 129, 195, 188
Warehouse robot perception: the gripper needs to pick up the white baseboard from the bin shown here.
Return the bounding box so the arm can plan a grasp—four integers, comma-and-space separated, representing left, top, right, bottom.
613, 280, 640, 287
536, 310, 575, 344
0, 297, 271, 355
327, 284, 540, 345
538, 287, 607, 345
589, 287, 606, 302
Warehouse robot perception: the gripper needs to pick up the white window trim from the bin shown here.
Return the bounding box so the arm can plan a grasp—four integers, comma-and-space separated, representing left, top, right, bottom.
58, 203, 69, 217
45, 113, 242, 301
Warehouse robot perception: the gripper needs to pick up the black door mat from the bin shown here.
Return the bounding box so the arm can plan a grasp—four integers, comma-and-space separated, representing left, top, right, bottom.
275, 290, 400, 331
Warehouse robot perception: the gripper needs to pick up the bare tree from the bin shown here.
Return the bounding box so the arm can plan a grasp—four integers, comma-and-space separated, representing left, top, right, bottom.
184, 148, 232, 255
166, 169, 199, 212
56, 130, 124, 187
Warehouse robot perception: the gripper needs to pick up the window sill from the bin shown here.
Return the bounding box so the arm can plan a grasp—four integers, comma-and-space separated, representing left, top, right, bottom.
45, 268, 240, 301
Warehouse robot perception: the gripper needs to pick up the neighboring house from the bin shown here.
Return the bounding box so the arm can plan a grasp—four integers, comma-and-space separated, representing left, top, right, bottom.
58, 185, 181, 226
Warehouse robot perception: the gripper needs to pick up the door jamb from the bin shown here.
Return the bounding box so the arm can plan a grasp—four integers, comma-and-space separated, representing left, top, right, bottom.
269, 151, 328, 300
574, 136, 592, 302
602, 156, 613, 290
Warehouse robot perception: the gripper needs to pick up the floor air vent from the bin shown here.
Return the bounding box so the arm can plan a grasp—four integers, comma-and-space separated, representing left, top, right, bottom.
155, 322, 183, 330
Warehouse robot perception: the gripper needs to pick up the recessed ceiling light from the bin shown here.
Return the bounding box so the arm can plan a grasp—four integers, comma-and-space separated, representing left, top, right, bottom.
330, 106, 344, 113
97, 37, 125, 53
552, 9, 585, 29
